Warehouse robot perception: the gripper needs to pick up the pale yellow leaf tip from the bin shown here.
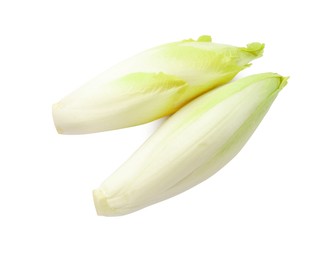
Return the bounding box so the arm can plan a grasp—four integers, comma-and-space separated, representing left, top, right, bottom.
197, 35, 212, 42
181, 35, 212, 43
243, 42, 265, 57
93, 189, 111, 216
279, 76, 289, 90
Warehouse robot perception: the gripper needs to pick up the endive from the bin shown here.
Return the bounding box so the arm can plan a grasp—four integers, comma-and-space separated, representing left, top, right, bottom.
93, 73, 288, 216
52, 35, 264, 134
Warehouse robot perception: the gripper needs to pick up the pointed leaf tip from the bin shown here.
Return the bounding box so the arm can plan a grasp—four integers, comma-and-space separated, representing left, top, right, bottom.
279, 76, 289, 90
243, 42, 265, 57
197, 35, 212, 42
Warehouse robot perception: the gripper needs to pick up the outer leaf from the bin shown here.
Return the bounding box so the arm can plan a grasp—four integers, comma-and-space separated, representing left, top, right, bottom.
93, 73, 288, 216
52, 36, 264, 134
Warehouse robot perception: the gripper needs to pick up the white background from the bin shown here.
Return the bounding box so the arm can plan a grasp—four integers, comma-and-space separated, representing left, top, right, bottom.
1, 0, 332, 259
